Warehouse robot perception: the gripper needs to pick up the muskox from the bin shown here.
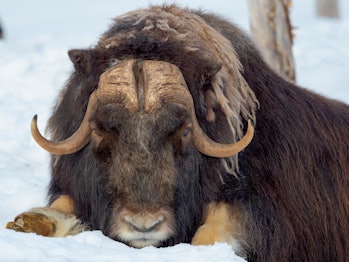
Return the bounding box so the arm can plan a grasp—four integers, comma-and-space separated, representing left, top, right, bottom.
7, 5, 349, 262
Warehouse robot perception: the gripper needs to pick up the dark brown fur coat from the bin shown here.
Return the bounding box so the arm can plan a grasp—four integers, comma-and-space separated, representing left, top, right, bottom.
47, 5, 349, 261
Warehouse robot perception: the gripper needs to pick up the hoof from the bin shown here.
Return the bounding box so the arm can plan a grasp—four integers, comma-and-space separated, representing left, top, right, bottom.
6, 212, 55, 237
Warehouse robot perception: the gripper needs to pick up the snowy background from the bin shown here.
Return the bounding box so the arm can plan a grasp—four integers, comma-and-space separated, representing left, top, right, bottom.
0, 0, 348, 261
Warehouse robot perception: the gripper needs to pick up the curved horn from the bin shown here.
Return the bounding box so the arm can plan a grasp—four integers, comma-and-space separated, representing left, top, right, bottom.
31, 60, 137, 155
31, 91, 98, 155
141, 59, 254, 158
192, 118, 254, 158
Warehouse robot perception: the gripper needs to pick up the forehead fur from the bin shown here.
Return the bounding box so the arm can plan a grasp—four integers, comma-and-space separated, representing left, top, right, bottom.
98, 5, 257, 130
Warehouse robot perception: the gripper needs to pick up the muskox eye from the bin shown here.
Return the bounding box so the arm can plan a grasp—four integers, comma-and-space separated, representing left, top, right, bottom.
91, 122, 101, 135
182, 127, 191, 137
90, 121, 105, 143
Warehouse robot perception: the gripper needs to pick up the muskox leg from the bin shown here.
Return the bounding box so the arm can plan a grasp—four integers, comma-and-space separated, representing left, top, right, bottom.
191, 202, 248, 258
6, 195, 85, 237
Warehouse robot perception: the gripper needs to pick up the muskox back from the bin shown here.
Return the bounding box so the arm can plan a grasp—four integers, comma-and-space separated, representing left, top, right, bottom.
44, 5, 349, 262
198, 11, 349, 261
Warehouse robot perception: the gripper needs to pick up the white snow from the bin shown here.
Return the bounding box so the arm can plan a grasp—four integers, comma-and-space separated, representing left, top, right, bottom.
0, 0, 348, 261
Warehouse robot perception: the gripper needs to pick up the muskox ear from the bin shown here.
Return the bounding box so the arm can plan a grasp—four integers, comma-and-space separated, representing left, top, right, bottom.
196, 62, 222, 123
68, 49, 91, 77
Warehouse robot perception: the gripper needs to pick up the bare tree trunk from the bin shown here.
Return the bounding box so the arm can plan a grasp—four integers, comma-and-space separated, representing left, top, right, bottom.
248, 0, 296, 82
316, 0, 339, 18
0, 21, 3, 39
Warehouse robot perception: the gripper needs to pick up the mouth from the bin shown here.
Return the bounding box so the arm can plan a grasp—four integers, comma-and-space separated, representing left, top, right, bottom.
117, 230, 171, 248
127, 237, 163, 248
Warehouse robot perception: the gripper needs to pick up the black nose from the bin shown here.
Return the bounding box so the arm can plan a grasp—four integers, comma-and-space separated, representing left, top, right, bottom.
124, 215, 163, 233
130, 221, 161, 233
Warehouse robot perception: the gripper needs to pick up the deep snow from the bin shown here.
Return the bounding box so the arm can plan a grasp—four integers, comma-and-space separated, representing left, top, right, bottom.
0, 0, 348, 261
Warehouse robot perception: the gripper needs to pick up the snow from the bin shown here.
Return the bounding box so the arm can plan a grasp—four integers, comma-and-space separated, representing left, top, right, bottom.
0, 0, 348, 261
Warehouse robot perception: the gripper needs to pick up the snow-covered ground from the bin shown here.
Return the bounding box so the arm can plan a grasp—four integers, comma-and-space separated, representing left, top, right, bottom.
0, 0, 348, 261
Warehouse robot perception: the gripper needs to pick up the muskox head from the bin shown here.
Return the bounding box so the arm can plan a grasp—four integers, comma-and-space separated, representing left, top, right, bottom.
30, 58, 253, 247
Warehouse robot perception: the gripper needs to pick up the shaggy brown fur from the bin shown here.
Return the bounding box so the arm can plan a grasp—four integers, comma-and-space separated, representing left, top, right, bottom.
7, 5, 349, 262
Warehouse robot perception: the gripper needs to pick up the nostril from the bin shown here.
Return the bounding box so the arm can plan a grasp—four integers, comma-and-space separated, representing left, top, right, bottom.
131, 221, 161, 233
124, 215, 163, 233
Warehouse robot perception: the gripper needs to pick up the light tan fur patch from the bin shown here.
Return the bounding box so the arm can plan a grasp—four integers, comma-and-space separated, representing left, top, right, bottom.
50, 194, 75, 215
192, 202, 247, 257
